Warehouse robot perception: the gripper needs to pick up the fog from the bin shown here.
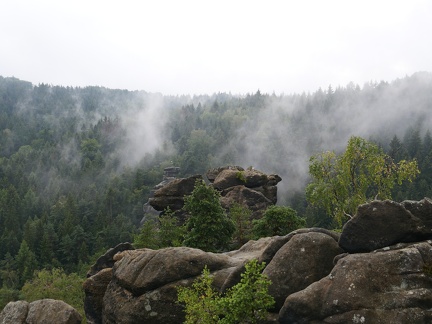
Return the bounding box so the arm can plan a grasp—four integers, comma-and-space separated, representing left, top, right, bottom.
3, 72, 432, 205
212, 72, 432, 203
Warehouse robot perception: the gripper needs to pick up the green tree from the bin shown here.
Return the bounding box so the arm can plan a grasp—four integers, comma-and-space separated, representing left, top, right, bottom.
80, 138, 104, 171
306, 136, 420, 226
159, 208, 186, 248
15, 240, 38, 287
21, 268, 86, 322
177, 266, 221, 324
220, 259, 275, 324
183, 180, 235, 252
252, 205, 305, 239
0, 288, 20, 311
177, 259, 274, 324
229, 203, 252, 247
133, 220, 159, 249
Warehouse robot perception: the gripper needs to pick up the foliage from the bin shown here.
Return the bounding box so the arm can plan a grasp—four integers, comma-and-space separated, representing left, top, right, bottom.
252, 205, 306, 239
134, 208, 186, 249
20, 268, 86, 322
158, 208, 186, 247
235, 171, 247, 183
177, 259, 274, 324
306, 136, 420, 226
0, 288, 20, 311
229, 203, 252, 247
183, 180, 235, 252
133, 220, 160, 249
177, 266, 221, 324
1, 74, 432, 293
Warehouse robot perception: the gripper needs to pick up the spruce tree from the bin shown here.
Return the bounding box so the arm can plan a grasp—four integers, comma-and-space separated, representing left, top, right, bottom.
183, 180, 235, 252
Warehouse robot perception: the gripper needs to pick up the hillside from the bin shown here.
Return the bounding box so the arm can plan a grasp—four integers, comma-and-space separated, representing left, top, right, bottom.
1, 72, 432, 313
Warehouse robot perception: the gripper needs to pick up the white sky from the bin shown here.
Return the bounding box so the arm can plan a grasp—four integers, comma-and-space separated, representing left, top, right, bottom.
1, 0, 432, 95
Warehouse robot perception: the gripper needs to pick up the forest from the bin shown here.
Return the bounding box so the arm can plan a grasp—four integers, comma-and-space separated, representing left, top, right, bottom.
1, 72, 432, 313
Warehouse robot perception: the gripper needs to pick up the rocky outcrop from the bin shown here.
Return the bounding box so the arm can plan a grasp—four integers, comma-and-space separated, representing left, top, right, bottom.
83, 198, 432, 324
339, 198, 432, 253
209, 166, 281, 218
0, 299, 82, 324
84, 229, 339, 323
148, 175, 202, 213
279, 241, 432, 323
148, 166, 281, 221
84, 243, 135, 324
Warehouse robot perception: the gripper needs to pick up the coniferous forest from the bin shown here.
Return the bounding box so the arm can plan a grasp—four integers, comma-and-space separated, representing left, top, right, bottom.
1, 72, 432, 311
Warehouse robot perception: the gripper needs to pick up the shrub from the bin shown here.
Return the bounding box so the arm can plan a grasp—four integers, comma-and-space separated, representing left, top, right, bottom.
177, 259, 275, 323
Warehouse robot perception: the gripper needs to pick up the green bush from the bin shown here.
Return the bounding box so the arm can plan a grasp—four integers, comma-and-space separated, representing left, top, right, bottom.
252, 205, 305, 239
177, 259, 275, 323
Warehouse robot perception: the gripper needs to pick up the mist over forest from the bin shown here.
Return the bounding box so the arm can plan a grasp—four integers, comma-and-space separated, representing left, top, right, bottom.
3, 72, 432, 198
1, 72, 432, 298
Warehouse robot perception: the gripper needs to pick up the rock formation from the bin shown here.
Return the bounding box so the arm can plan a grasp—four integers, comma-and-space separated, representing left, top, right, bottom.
84, 228, 341, 323
209, 166, 281, 218
339, 198, 432, 253
0, 299, 82, 324
83, 198, 432, 324
147, 166, 281, 221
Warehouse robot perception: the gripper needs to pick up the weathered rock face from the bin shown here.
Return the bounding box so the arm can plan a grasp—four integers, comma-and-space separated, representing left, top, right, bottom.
0, 299, 82, 324
84, 242, 135, 324
209, 166, 281, 218
148, 166, 281, 221
264, 231, 343, 310
279, 241, 432, 323
84, 229, 338, 323
148, 175, 202, 212
84, 198, 432, 324
339, 199, 432, 253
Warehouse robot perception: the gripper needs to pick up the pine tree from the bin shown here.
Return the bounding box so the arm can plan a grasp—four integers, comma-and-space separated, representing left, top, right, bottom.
183, 180, 235, 252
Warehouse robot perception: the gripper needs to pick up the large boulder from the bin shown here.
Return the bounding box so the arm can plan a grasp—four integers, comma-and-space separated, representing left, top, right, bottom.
211, 166, 281, 218
279, 241, 432, 323
0, 300, 28, 323
149, 175, 202, 212
0, 299, 82, 324
339, 199, 432, 253
264, 231, 343, 309
220, 185, 272, 218
100, 246, 257, 324
84, 242, 134, 324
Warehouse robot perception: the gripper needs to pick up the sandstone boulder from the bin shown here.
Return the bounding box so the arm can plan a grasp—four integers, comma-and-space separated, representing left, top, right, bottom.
85, 229, 341, 323
220, 185, 272, 218
84, 242, 134, 324
279, 241, 432, 323
0, 300, 28, 323
0, 299, 82, 324
149, 175, 201, 211
100, 246, 253, 324
339, 200, 431, 253
87, 242, 134, 277
264, 231, 343, 309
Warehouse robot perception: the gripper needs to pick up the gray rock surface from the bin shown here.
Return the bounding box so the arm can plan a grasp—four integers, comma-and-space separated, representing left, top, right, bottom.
339, 199, 431, 252
264, 231, 343, 309
279, 241, 432, 323
84, 198, 432, 324
0, 299, 82, 324
0, 300, 28, 324
84, 229, 339, 323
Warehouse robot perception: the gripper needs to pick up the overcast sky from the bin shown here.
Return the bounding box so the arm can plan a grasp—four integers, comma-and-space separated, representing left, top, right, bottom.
1, 0, 431, 95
